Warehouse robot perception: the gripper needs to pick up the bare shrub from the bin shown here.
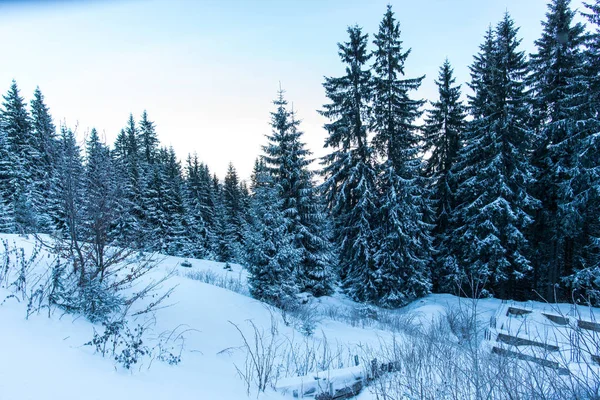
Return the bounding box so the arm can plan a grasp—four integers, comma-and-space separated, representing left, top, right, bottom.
230, 316, 284, 395
85, 317, 187, 370
185, 268, 247, 296
320, 303, 416, 334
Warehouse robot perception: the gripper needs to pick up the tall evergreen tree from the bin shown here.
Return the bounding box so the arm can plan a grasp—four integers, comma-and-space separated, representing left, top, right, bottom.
528, 0, 588, 300
29, 87, 57, 232
220, 163, 244, 262
113, 114, 145, 246
183, 153, 210, 258
423, 59, 467, 292
370, 5, 432, 306
262, 89, 334, 296
48, 125, 84, 238
245, 163, 300, 307
1, 80, 40, 233
139, 110, 159, 165
0, 124, 14, 232
450, 15, 538, 298
82, 128, 121, 275
320, 25, 378, 302
561, 0, 600, 302
163, 147, 191, 256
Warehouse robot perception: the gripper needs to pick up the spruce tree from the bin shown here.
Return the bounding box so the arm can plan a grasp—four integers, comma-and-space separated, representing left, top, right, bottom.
163, 147, 191, 256
528, 0, 588, 300
561, 0, 600, 302
262, 89, 334, 296
183, 153, 210, 258
112, 114, 145, 247
48, 125, 84, 237
211, 173, 231, 262
144, 153, 169, 252
0, 126, 15, 232
1, 80, 40, 233
245, 164, 300, 307
139, 110, 159, 165
82, 128, 120, 273
220, 163, 244, 262
29, 87, 57, 232
320, 25, 378, 302
371, 5, 432, 306
451, 15, 538, 298
423, 59, 467, 292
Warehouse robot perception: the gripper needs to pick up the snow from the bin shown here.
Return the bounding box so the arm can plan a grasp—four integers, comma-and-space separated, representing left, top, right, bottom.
0, 234, 383, 400
1, 233, 599, 400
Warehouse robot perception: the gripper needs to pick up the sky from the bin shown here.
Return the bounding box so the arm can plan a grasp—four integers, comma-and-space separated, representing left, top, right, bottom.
0, 0, 589, 180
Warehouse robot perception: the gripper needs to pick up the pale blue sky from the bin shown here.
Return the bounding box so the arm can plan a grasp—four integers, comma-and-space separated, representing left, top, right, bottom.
0, 0, 587, 178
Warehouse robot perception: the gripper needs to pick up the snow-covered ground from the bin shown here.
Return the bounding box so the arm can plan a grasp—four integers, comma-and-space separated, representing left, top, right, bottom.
1, 234, 599, 400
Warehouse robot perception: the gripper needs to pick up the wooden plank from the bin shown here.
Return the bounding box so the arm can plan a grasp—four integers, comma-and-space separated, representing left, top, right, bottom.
496, 333, 559, 352
542, 313, 569, 326
492, 347, 569, 375
507, 307, 532, 316
578, 319, 600, 332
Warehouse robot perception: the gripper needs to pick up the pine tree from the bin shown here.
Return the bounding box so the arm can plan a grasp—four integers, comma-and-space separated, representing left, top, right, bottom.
144, 153, 169, 252
112, 114, 145, 247
29, 87, 57, 232
82, 128, 121, 275
163, 147, 191, 256
245, 164, 300, 307
1, 80, 41, 233
370, 5, 432, 306
139, 110, 159, 165
0, 126, 15, 232
561, 0, 600, 302
320, 25, 379, 302
450, 15, 538, 298
211, 173, 231, 262
220, 163, 244, 262
48, 125, 84, 237
262, 89, 333, 297
183, 153, 209, 258
423, 59, 467, 292
528, 0, 588, 300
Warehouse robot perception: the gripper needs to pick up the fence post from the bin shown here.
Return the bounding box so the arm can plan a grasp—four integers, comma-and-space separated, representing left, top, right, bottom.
371, 358, 379, 380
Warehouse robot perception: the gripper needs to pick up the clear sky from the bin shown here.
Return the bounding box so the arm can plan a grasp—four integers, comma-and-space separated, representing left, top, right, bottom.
0, 0, 588, 179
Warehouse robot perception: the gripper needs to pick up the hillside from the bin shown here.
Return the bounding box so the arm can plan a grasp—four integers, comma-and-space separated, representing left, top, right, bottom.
1, 234, 600, 400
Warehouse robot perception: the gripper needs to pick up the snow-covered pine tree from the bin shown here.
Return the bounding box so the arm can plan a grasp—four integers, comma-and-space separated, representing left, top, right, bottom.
320, 26, 379, 303
560, 0, 600, 302
143, 153, 169, 253
48, 125, 84, 238
528, 0, 588, 300
0, 123, 15, 232
142, 147, 189, 255
196, 162, 217, 259
29, 87, 57, 232
1, 80, 41, 233
139, 110, 159, 165
163, 147, 192, 256
220, 163, 244, 262
211, 173, 231, 262
82, 128, 120, 272
183, 153, 210, 259
262, 89, 334, 297
370, 5, 432, 307
423, 59, 467, 292
245, 162, 300, 307
112, 114, 146, 247
450, 15, 538, 298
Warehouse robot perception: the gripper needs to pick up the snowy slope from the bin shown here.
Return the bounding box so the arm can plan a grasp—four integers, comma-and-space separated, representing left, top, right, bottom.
1, 233, 599, 400
0, 234, 388, 400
